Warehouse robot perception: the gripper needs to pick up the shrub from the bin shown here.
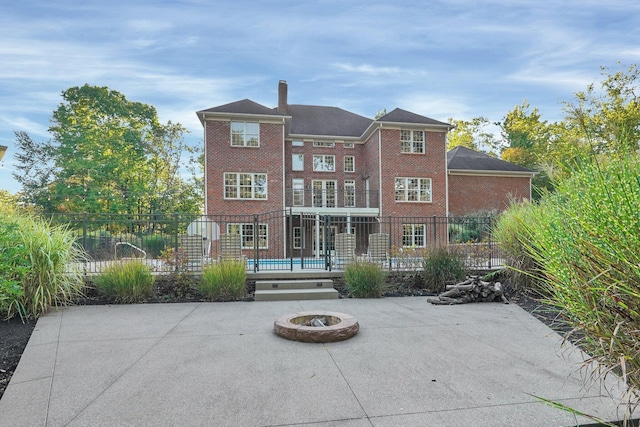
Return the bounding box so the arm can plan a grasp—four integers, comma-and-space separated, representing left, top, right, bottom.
521, 154, 640, 411
95, 261, 154, 303
199, 260, 246, 300
421, 246, 467, 292
0, 212, 85, 320
492, 201, 542, 291
344, 260, 387, 298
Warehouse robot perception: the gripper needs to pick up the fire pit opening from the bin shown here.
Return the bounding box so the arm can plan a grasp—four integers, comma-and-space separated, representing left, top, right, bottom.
274, 311, 359, 343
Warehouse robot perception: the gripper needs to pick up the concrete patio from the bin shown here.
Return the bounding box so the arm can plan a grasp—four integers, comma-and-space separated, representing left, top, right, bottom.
0, 298, 631, 426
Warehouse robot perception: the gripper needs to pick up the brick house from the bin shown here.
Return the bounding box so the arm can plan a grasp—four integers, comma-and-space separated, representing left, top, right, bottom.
196, 81, 532, 257
447, 146, 535, 216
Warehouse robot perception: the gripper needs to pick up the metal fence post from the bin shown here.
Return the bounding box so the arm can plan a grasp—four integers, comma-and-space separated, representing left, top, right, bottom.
433, 216, 437, 246
488, 216, 493, 269
254, 214, 259, 272
173, 213, 179, 272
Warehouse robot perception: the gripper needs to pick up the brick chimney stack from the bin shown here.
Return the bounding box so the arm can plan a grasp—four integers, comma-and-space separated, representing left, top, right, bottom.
278, 80, 288, 114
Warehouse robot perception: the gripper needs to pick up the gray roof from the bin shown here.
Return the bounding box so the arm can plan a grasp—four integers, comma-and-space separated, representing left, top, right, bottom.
197, 99, 285, 116
447, 146, 534, 173
377, 108, 451, 127
287, 104, 372, 137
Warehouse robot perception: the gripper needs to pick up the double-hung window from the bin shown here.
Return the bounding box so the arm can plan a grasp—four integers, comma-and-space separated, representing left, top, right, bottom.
231, 122, 259, 147
227, 223, 268, 249
344, 156, 355, 173
402, 224, 425, 248
395, 177, 431, 202
400, 130, 424, 153
313, 155, 335, 172
224, 172, 267, 199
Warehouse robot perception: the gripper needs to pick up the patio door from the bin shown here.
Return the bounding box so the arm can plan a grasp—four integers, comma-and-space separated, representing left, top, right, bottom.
312, 225, 336, 256
312, 180, 336, 207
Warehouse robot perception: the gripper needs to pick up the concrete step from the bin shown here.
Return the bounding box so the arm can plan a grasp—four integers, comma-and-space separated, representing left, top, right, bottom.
255, 279, 334, 291
254, 288, 339, 301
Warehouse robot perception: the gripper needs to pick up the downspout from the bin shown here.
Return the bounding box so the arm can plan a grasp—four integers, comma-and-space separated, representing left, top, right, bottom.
281, 117, 287, 256
203, 117, 208, 215
377, 123, 383, 217
444, 130, 449, 217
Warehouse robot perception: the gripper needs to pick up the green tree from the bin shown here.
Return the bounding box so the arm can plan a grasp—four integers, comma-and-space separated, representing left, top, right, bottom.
447, 117, 501, 155
563, 63, 640, 155
13, 85, 202, 214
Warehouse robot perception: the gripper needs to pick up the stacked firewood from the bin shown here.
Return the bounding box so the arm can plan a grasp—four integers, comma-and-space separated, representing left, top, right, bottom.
427, 276, 509, 305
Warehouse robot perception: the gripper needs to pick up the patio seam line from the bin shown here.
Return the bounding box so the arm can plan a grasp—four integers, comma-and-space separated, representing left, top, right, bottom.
44, 311, 63, 427
324, 345, 374, 426
59, 302, 203, 426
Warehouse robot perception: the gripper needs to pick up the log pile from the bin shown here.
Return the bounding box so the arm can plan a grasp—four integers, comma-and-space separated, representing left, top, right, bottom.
427, 276, 509, 305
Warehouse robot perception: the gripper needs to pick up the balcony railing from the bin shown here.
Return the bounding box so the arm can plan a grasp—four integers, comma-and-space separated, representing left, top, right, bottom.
285, 188, 379, 210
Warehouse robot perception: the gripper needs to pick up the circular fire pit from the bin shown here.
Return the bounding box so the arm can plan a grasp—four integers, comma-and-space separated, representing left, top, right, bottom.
274, 311, 359, 343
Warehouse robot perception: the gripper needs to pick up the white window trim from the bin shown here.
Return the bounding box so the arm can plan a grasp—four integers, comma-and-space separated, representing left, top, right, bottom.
312, 179, 337, 207
344, 180, 356, 207
227, 223, 268, 249
402, 224, 426, 248
292, 154, 304, 171
313, 155, 335, 172
344, 155, 355, 173
292, 178, 304, 206
395, 177, 432, 203
313, 141, 335, 148
224, 172, 267, 200
293, 227, 302, 249
400, 130, 425, 154
231, 121, 260, 147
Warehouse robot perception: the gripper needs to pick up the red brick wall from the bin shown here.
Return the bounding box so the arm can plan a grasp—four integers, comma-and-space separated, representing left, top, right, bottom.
362, 130, 380, 208
285, 140, 365, 206
379, 128, 448, 217
205, 120, 284, 216
448, 174, 531, 216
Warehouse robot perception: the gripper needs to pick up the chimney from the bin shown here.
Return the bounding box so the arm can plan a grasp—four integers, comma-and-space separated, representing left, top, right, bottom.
278, 80, 288, 114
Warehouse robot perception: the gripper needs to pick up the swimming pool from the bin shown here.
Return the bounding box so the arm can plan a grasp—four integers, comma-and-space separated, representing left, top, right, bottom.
246, 258, 328, 270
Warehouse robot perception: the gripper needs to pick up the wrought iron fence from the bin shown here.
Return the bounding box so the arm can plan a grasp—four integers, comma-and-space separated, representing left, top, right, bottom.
48, 211, 503, 275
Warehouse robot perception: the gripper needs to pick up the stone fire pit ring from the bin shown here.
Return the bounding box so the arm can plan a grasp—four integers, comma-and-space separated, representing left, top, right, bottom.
274, 311, 359, 343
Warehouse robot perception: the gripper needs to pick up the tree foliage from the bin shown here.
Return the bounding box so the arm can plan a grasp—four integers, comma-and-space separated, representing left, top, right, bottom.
563, 63, 640, 155
13, 85, 202, 214
447, 117, 501, 155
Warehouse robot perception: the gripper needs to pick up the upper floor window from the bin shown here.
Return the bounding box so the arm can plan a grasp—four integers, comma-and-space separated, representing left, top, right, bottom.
344, 156, 355, 173
313, 155, 335, 172
344, 142, 354, 149
400, 130, 424, 153
313, 141, 334, 148
395, 177, 431, 202
292, 154, 304, 171
231, 122, 259, 147
224, 172, 267, 199
292, 140, 304, 147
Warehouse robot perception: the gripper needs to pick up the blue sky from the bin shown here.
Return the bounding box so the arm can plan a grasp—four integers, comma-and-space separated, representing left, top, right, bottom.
1, 0, 639, 194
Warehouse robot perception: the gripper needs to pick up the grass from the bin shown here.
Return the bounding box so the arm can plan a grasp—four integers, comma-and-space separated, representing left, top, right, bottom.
344, 259, 387, 298
501, 153, 640, 417
95, 260, 155, 303
199, 260, 246, 300
0, 212, 85, 320
421, 246, 467, 292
